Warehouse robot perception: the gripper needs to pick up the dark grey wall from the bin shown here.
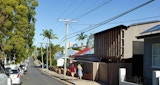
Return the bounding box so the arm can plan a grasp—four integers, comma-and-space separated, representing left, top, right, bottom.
144, 36, 160, 85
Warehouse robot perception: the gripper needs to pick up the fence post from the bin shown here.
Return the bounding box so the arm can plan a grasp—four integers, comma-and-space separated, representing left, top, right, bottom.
153, 70, 160, 85
119, 68, 126, 82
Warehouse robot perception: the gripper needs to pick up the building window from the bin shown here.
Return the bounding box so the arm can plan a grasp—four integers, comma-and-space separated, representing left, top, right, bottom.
152, 43, 160, 68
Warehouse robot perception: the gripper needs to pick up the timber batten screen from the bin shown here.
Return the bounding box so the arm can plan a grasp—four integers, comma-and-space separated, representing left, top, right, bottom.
94, 25, 127, 62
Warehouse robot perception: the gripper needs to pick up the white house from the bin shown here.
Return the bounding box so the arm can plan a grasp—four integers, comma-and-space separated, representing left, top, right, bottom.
54, 49, 78, 67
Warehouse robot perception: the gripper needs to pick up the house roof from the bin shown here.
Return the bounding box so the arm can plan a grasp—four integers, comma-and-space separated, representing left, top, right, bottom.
83, 48, 94, 55
74, 54, 101, 62
137, 32, 160, 39
70, 47, 92, 58
55, 49, 78, 60
128, 20, 160, 27
94, 25, 127, 35
141, 24, 160, 34
137, 24, 160, 39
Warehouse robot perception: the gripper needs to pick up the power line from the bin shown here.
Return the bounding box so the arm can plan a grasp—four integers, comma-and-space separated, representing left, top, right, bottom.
82, 0, 154, 33
77, 0, 102, 16
58, 15, 159, 45
66, 0, 86, 18
56, 0, 110, 45
59, 0, 76, 19
72, 16, 160, 26
72, 0, 112, 20
58, 0, 154, 44
52, 0, 76, 40
68, 0, 154, 36
57, 36, 65, 44
107, 15, 160, 24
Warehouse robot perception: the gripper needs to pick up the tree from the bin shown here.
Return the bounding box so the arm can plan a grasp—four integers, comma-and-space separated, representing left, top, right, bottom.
40, 29, 58, 68
49, 44, 63, 67
0, 0, 38, 63
86, 33, 94, 47
76, 32, 87, 47
36, 44, 63, 67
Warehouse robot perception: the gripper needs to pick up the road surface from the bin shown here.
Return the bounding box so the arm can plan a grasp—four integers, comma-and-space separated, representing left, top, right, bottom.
22, 59, 66, 85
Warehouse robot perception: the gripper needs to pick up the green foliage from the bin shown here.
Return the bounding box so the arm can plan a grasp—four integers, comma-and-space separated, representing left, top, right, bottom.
76, 32, 87, 47
86, 33, 94, 47
40, 29, 58, 66
40, 29, 58, 40
0, 0, 38, 63
71, 47, 81, 51
36, 44, 63, 67
52, 59, 57, 67
16, 5, 28, 16
127, 76, 143, 85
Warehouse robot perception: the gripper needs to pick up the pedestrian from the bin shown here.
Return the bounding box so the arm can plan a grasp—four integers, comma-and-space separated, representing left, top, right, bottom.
77, 64, 83, 80
70, 63, 76, 80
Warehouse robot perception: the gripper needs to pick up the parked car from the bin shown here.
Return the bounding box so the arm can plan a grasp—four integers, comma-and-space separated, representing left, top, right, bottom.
0, 65, 12, 85
49, 66, 54, 71
18, 67, 25, 76
41, 63, 46, 68
5, 67, 12, 76
10, 69, 22, 85
20, 64, 27, 72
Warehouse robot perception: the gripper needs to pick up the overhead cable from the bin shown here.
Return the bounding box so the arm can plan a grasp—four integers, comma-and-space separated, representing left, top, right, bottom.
58, 0, 154, 44
68, 0, 154, 37
58, 15, 159, 44
72, 0, 112, 20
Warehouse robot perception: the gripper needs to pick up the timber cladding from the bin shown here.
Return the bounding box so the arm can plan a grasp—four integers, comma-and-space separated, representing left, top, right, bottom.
94, 25, 127, 62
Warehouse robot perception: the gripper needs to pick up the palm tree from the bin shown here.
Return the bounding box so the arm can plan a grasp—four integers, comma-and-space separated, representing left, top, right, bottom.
40, 29, 58, 69
76, 32, 87, 47
86, 33, 94, 47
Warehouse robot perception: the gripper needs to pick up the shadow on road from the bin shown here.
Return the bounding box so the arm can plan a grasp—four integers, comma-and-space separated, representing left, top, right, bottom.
32, 65, 41, 68
61, 79, 75, 85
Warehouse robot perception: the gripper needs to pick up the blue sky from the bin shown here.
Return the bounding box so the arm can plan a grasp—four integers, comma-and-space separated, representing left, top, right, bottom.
34, 0, 160, 47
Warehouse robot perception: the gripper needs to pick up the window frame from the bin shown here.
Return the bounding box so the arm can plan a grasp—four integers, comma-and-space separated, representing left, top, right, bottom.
152, 43, 160, 69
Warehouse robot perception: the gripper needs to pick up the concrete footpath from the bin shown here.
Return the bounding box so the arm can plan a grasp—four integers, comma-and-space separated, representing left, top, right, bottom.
34, 60, 105, 85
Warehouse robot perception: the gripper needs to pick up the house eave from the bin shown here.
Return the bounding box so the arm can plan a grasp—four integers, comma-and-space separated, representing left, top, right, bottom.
128, 20, 160, 27
136, 32, 160, 39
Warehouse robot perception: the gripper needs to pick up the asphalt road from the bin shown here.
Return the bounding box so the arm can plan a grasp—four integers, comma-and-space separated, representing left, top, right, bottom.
22, 59, 66, 85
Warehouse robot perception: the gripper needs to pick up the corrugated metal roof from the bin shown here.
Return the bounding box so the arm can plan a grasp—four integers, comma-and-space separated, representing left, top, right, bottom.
141, 24, 160, 34
70, 47, 92, 58
94, 25, 127, 35
137, 32, 160, 39
55, 49, 78, 60
129, 20, 160, 27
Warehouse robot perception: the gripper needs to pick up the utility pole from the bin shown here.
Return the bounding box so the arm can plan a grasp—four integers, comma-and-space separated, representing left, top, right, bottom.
59, 18, 77, 78
46, 40, 49, 70
49, 41, 52, 67
40, 43, 44, 69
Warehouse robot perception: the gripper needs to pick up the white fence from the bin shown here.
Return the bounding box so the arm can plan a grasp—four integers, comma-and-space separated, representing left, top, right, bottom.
153, 70, 160, 85
119, 68, 139, 85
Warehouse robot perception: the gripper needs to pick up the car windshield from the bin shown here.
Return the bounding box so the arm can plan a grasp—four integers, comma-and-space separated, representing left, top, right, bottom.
10, 70, 18, 74
5, 67, 11, 72
20, 65, 25, 68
